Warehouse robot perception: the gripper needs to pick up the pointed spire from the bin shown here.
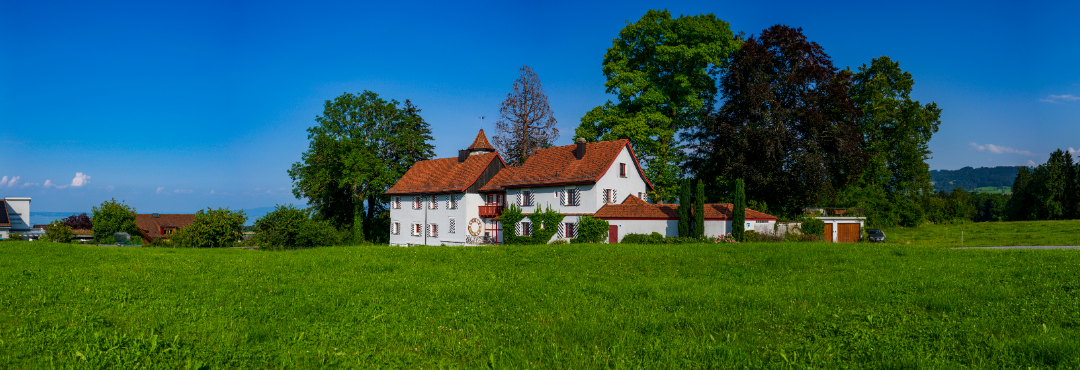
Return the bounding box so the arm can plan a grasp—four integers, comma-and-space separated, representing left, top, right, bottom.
467, 129, 496, 152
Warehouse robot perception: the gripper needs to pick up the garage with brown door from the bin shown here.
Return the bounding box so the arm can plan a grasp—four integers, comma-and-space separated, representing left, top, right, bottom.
837, 223, 861, 243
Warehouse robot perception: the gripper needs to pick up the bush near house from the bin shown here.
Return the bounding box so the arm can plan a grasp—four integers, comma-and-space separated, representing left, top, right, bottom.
501, 204, 564, 245
42, 220, 73, 243
90, 198, 139, 243
254, 204, 343, 250
169, 208, 246, 248
571, 215, 608, 244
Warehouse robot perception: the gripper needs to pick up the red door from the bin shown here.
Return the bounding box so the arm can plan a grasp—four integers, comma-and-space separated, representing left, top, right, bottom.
608, 225, 619, 243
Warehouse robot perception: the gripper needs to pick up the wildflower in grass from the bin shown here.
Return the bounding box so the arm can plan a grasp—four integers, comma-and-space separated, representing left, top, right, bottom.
714, 233, 738, 243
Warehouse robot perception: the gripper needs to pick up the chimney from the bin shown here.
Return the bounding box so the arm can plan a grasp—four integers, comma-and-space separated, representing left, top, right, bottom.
575, 138, 587, 160
458, 149, 468, 163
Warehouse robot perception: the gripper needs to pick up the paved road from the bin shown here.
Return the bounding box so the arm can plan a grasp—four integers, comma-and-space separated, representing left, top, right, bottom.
953, 246, 1080, 250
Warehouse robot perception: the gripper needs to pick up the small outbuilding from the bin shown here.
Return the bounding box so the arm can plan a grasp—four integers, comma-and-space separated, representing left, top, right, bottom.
594, 196, 778, 243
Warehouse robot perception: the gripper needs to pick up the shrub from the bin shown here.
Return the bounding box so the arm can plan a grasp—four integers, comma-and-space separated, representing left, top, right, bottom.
800, 218, 825, 237
43, 220, 74, 243
573, 215, 609, 244
3, 231, 22, 241
621, 232, 665, 244
502, 204, 565, 245
91, 199, 139, 243
173, 208, 247, 248
714, 233, 739, 243
62, 213, 93, 230
255, 205, 343, 250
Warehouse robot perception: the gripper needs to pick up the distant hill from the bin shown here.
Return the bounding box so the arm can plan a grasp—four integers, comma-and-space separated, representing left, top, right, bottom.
930, 166, 1020, 192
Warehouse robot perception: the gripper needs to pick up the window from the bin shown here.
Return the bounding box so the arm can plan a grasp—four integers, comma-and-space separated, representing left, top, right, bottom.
620, 163, 627, 177
428, 223, 438, 237
412, 223, 421, 236
603, 189, 618, 204
391, 222, 400, 235
561, 188, 580, 206
449, 218, 456, 233
429, 195, 438, 209
522, 222, 532, 236
518, 190, 533, 206
449, 194, 458, 209
559, 222, 578, 238
392, 197, 401, 209
413, 196, 422, 209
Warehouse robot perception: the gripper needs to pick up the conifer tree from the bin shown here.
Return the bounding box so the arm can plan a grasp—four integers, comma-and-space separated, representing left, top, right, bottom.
732, 179, 746, 241
678, 179, 692, 237
694, 180, 705, 238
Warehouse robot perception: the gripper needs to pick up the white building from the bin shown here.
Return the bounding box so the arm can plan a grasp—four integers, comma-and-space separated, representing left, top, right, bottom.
1, 197, 32, 239
386, 130, 776, 245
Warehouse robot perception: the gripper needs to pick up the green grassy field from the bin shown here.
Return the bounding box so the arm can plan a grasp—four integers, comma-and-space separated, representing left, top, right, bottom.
879, 219, 1080, 248
2, 241, 1079, 368
973, 186, 1012, 194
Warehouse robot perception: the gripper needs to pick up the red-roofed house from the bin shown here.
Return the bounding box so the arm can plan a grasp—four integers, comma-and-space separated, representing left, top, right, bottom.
386, 130, 773, 245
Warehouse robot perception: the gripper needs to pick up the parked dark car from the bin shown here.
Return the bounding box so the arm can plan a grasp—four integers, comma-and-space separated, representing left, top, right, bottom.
867, 228, 885, 242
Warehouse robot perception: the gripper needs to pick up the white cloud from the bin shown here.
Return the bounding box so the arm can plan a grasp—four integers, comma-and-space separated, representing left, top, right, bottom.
1028, 160, 1038, 166
105, 185, 115, 191
969, 142, 1034, 156
1069, 147, 1080, 156
210, 189, 216, 195
157, 187, 165, 194
4, 176, 19, 188
44, 179, 62, 188
70, 172, 90, 187
1041, 94, 1080, 103
173, 189, 193, 194
20, 182, 39, 188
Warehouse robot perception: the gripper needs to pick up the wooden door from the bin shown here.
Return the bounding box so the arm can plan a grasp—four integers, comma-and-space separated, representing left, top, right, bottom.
824, 223, 833, 243
838, 223, 861, 243
608, 225, 619, 244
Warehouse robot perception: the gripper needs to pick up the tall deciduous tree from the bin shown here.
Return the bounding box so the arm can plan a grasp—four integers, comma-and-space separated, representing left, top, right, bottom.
843, 56, 942, 227
289, 91, 434, 243
732, 179, 745, 241
576, 9, 740, 203
492, 66, 559, 167
689, 25, 865, 215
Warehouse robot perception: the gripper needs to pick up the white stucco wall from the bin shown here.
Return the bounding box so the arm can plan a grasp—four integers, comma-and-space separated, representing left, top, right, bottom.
5, 197, 31, 231
606, 219, 678, 242
593, 147, 649, 209
389, 193, 470, 246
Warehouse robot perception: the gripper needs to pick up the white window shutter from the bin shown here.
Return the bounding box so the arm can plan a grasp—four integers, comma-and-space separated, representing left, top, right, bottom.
612, 189, 618, 204
559, 190, 566, 206
572, 223, 579, 238
515, 222, 522, 236
558, 222, 565, 238
528, 192, 534, 206
516, 193, 522, 206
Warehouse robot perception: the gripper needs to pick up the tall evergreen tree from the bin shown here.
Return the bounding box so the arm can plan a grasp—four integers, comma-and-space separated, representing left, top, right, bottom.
1007, 167, 1033, 221
732, 179, 746, 241
678, 179, 692, 237
694, 180, 705, 238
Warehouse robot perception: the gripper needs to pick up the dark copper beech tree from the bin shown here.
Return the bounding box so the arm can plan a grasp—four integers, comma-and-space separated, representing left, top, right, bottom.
492, 66, 559, 167
688, 25, 865, 215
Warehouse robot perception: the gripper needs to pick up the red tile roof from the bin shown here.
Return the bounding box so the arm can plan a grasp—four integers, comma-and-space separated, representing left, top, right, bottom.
480, 139, 653, 191
386, 152, 504, 195
594, 195, 777, 220
136, 213, 197, 240
467, 129, 496, 151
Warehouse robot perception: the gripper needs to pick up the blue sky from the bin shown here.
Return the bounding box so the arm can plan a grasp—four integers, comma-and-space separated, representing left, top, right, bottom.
2, 0, 1079, 212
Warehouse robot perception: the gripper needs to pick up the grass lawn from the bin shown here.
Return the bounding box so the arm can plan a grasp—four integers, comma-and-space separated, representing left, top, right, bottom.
1, 241, 1079, 368
879, 220, 1080, 248
973, 186, 1012, 195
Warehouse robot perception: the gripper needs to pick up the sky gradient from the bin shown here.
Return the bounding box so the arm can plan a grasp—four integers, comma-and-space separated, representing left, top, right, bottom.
3, 0, 1078, 212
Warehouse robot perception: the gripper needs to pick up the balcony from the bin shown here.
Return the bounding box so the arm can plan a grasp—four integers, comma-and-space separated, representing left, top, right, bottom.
478, 204, 504, 218
804, 207, 865, 217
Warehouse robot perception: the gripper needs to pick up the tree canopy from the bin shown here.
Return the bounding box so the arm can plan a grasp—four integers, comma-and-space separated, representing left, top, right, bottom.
689, 25, 864, 215
289, 91, 434, 243
492, 66, 559, 167
576, 9, 740, 203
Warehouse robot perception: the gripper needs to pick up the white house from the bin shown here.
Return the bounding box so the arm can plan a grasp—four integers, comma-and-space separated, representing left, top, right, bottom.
1, 197, 32, 239
386, 130, 777, 245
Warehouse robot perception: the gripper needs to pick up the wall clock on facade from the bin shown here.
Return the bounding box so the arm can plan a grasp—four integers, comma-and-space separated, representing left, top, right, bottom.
468, 218, 484, 236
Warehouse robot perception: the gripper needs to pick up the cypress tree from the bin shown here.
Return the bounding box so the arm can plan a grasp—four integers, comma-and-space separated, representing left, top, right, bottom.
732, 179, 746, 241
694, 180, 705, 238
678, 179, 692, 237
